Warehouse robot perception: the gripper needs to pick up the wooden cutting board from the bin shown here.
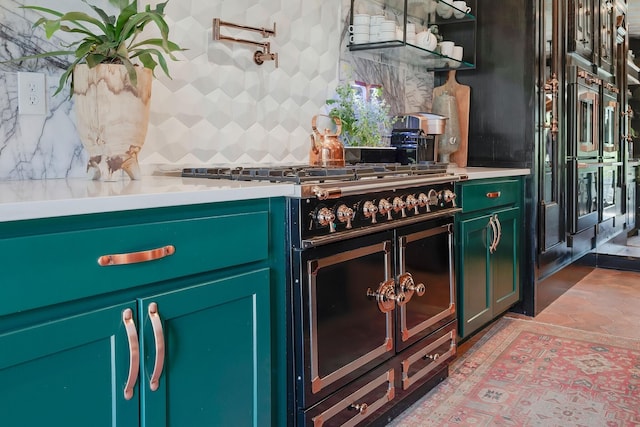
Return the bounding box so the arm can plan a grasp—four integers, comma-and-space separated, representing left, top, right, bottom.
432, 71, 470, 167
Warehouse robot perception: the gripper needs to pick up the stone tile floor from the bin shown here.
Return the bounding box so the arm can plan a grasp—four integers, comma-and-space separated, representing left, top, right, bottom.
531, 267, 640, 340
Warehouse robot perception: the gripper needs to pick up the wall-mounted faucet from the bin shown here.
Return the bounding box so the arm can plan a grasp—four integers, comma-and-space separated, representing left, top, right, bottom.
213, 18, 279, 68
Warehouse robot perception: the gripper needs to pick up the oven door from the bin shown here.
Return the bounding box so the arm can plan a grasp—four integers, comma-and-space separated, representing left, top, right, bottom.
293, 231, 396, 408
568, 68, 600, 158
394, 217, 455, 351
568, 159, 600, 234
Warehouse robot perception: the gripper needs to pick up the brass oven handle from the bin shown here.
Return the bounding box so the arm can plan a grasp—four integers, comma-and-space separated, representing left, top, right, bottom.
349, 402, 368, 415
148, 302, 165, 392
486, 191, 501, 199
98, 245, 176, 266
122, 308, 140, 400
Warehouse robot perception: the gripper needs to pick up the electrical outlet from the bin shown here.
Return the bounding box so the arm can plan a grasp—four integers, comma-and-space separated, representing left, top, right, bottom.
18, 72, 47, 115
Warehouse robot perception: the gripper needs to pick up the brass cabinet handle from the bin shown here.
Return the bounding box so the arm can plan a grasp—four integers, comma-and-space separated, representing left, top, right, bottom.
486, 191, 501, 199
148, 302, 165, 392
122, 308, 140, 400
488, 216, 498, 254
97, 245, 176, 266
493, 215, 502, 251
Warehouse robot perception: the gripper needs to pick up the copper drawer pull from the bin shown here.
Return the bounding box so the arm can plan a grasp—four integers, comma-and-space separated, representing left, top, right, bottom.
122, 308, 140, 400
486, 191, 501, 199
148, 302, 165, 392
97, 245, 175, 266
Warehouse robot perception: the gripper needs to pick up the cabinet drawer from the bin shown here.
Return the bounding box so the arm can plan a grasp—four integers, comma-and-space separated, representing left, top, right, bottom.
458, 179, 520, 213
0, 211, 269, 316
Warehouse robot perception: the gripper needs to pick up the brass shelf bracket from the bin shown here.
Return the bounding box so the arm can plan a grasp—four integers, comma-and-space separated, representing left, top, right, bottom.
213, 18, 278, 67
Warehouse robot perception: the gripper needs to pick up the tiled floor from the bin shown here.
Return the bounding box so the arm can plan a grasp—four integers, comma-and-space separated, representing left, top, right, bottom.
459, 267, 640, 357
531, 267, 640, 340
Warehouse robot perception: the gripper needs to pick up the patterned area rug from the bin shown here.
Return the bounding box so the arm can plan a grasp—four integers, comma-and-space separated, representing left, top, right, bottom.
389, 317, 640, 427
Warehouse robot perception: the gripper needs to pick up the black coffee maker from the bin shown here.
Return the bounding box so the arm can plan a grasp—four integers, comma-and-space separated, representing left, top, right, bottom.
391, 113, 447, 165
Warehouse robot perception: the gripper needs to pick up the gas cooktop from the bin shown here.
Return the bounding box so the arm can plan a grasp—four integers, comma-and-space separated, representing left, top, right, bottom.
181, 162, 450, 185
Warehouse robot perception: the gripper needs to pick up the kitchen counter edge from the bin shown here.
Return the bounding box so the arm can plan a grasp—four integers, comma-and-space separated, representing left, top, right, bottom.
0, 167, 530, 222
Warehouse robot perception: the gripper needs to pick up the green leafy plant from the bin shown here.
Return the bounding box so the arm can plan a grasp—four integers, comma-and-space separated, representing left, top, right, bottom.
12, 0, 183, 97
326, 82, 395, 147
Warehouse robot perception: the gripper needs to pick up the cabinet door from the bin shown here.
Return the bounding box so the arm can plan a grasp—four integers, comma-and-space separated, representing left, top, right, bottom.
0, 302, 138, 427
491, 206, 521, 315
457, 213, 493, 338
139, 269, 271, 427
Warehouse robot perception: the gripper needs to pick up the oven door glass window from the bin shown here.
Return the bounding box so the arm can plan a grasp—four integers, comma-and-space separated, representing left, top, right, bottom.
578, 90, 598, 156
602, 165, 617, 221
602, 98, 619, 156
300, 234, 395, 403
577, 165, 598, 217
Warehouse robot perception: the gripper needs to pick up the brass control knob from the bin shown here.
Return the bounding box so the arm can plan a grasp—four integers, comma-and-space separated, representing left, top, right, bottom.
440, 189, 457, 207
362, 201, 378, 224
316, 207, 336, 233
393, 196, 407, 218
336, 204, 355, 229
349, 403, 368, 415
417, 193, 429, 208
398, 272, 426, 299
367, 279, 406, 312
405, 194, 419, 214
378, 198, 393, 220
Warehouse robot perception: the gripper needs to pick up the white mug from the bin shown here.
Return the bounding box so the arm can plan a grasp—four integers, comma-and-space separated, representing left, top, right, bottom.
436, 2, 453, 19
380, 20, 396, 32
439, 41, 455, 57
349, 24, 369, 34
353, 14, 370, 25
448, 45, 463, 67
452, 1, 471, 18
350, 33, 370, 44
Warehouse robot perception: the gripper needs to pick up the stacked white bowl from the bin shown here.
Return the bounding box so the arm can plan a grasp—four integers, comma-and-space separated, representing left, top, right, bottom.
378, 19, 396, 41
369, 15, 384, 42
350, 14, 370, 44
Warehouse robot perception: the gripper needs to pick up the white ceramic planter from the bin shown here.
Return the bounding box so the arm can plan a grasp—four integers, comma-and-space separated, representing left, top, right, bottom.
73, 64, 152, 180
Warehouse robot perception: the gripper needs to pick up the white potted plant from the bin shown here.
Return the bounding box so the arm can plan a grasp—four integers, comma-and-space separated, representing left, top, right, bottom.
12, 0, 183, 180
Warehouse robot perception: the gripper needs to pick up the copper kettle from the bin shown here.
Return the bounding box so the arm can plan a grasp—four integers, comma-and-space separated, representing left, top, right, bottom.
309, 115, 345, 167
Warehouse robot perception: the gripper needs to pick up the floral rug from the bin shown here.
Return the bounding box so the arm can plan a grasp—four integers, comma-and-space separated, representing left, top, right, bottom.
389, 317, 640, 427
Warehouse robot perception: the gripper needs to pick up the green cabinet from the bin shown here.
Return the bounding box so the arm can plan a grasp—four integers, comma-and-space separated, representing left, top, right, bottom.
0, 302, 138, 426
0, 199, 280, 427
456, 178, 522, 338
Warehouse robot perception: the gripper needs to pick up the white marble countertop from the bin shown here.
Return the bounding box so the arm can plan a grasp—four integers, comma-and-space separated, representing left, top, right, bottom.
0, 166, 530, 222
0, 175, 295, 222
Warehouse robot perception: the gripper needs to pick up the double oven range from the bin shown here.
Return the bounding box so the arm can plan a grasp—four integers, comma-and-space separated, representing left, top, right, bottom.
184, 164, 463, 426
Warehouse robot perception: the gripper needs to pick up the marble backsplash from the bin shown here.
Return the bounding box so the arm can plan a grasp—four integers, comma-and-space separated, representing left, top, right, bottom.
0, 0, 433, 181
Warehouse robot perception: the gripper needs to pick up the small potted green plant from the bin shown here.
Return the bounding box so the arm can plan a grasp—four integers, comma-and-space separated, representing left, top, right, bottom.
9, 0, 183, 180
326, 81, 395, 147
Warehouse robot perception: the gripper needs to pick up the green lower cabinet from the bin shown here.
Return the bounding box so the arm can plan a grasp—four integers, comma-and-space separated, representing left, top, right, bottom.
457, 178, 522, 339
0, 269, 271, 427
0, 302, 139, 427
139, 268, 271, 427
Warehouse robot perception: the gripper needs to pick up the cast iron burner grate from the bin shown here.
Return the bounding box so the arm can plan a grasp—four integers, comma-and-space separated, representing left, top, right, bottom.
182, 162, 449, 184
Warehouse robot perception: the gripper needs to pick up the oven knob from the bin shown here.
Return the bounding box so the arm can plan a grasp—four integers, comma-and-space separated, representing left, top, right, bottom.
336, 204, 355, 229
366, 279, 406, 313
440, 189, 457, 207
417, 193, 429, 208
316, 207, 336, 233
398, 273, 426, 302
393, 196, 407, 218
378, 198, 393, 220
362, 201, 378, 224
405, 194, 419, 214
